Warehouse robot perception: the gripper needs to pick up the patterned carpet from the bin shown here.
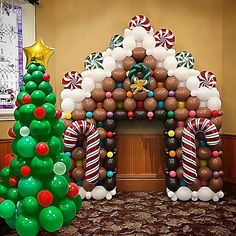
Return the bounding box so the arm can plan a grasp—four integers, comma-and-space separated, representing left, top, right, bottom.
1, 192, 236, 236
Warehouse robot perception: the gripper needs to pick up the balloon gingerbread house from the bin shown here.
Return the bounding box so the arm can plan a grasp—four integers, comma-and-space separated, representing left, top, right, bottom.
61, 15, 224, 201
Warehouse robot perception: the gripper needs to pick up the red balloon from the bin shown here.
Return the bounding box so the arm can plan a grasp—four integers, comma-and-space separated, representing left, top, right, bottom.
22, 94, 31, 104
136, 101, 143, 109
211, 110, 219, 117
37, 190, 53, 207
15, 100, 20, 107
56, 110, 62, 118
20, 166, 31, 176
106, 131, 113, 138
3, 154, 14, 167
8, 128, 15, 138
9, 176, 18, 187
0, 198, 4, 203
128, 111, 134, 118
67, 183, 79, 199
34, 107, 46, 119
35, 142, 49, 156
43, 73, 50, 81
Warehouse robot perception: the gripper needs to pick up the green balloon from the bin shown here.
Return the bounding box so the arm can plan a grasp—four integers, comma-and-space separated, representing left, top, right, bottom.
39, 206, 63, 232
16, 136, 36, 158
58, 198, 76, 223
73, 194, 82, 211
42, 103, 56, 120
17, 91, 27, 106
27, 64, 38, 74
51, 120, 64, 137
0, 184, 7, 197
20, 86, 26, 92
0, 167, 10, 182
25, 81, 37, 94
37, 65, 45, 74
5, 213, 16, 229
16, 215, 40, 236
48, 136, 61, 156
32, 70, 43, 84
19, 104, 36, 125
10, 156, 28, 177
18, 176, 42, 197
47, 176, 68, 198
30, 120, 51, 139
31, 155, 53, 176
23, 73, 33, 83
11, 140, 18, 155
54, 153, 71, 171
16, 200, 23, 217
22, 196, 39, 216
14, 108, 20, 121
0, 200, 16, 219
7, 188, 21, 203
31, 90, 46, 106
45, 93, 56, 104
38, 81, 52, 95
13, 120, 22, 138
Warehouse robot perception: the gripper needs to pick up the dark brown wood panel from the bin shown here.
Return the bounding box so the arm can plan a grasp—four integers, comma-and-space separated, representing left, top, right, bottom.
0, 139, 12, 170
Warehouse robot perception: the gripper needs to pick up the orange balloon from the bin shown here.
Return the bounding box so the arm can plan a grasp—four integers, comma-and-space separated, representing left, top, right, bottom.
169, 150, 176, 157
127, 91, 133, 97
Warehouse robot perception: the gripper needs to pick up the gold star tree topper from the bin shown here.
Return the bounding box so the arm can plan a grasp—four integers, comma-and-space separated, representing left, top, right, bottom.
23, 37, 55, 68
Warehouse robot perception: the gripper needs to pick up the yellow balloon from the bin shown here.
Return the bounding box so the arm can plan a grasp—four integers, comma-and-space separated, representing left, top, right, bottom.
76, 160, 82, 167
168, 130, 175, 137
107, 151, 113, 158
199, 160, 207, 167
23, 37, 55, 68
178, 101, 185, 108
65, 113, 72, 119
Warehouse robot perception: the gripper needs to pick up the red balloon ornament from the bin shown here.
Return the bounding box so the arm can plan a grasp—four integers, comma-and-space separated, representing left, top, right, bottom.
15, 100, 20, 107
3, 153, 14, 167
0, 198, 4, 203
67, 183, 79, 199
22, 94, 31, 104
211, 110, 219, 117
34, 107, 46, 119
20, 166, 31, 176
106, 131, 113, 138
8, 128, 15, 138
55, 110, 62, 119
128, 111, 134, 119
37, 190, 53, 207
9, 176, 18, 187
43, 73, 50, 81
35, 142, 49, 156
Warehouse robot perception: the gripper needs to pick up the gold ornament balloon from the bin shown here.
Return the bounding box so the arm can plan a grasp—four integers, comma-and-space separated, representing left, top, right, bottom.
23, 37, 55, 68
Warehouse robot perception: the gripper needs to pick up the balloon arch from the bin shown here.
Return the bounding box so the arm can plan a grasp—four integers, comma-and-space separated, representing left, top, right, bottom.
61, 15, 224, 201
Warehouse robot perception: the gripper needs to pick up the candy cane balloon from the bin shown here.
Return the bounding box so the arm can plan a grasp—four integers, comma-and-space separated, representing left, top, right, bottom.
182, 118, 220, 184
64, 120, 100, 184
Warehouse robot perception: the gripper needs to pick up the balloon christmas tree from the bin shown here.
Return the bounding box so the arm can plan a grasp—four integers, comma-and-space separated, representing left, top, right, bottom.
0, 38, 81, 235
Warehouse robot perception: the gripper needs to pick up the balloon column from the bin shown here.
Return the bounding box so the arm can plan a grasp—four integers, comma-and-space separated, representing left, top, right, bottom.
60, 15, 224, 201
0, 38, 81, 236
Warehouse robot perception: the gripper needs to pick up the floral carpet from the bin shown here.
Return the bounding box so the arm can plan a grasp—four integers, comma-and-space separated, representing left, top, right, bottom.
1, 192, 236, 236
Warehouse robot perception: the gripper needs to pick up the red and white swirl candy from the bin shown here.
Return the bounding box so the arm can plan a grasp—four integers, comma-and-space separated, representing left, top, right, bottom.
182, 118, 220, 184
129, 15, 151, 32
154, 28, 175, 49
64, 120, 100, 184
198, 71, 217, 88
62, 71, 82, 89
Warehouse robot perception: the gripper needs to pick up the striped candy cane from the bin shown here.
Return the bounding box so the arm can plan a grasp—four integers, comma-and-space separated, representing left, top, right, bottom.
64, 120, 100, 184
182, 118, 220, 184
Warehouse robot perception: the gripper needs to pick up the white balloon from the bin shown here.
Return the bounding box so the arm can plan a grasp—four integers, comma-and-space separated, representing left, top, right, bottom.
171, 194, 178, 201
91, 186, 107, 200
167, 49, 176, 56
207, 97, 222, 110
213, 194, 219, 202
79, 187, 86, 199
112, 47, 127, 62
167, 191, 174, 198
61, 89, 72, 99
186, 76, 200, 91
191, 87, 211, 101
92, 68, 106, 82
110, 188, 116, 196
71, 89, 86, 103
210, 87, 220, 97
123, 36, 136, 51
81, 77, 95, 92
163, 56, 177, 71
174, 67, 190, 81
131, 26, 147, 41
192, 191, 198, 198
198, 187, 214, 201
86, 191, 92, 200
106, 192, 112, 200
102, 56, 116, 71
61, 98, 75, 113
124, 28, 131, 37
176, 187, 192, 201
142, 35, 156, 51
152, 46, 168, 61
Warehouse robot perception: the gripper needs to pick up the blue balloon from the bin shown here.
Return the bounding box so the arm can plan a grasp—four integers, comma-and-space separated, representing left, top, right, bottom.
147, 91, 154, 97
65, 152, 71, 157
86, 111, 93, 118
107, 171, 113, 178
179, 179, 188, 187
74, 180, 82, 186
116, 82, 123, 88
157, 101, 164, 109
200, 140, 207, 147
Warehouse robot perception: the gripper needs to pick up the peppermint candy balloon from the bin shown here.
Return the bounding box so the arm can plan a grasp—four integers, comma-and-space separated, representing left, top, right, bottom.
110, 35, 124, 49
176, 51, 194, 69
84, 52, 103, 70
198, 71, 217, 88
154, 29, 175, 49
62, 71, 82, 89
129, 15, 151, 32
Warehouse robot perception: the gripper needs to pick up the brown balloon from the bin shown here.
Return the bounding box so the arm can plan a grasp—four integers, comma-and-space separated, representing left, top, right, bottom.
198, 166, 212, 181
112, 68, 127, 82
123, 78, 131, 91
72, 147, 85, 160
174, 108, 189, 121
196, 107, 211, 118
62, 118, 73, 129
122, 56, 136, 71
100, 147, 107, 159
154, 87, 168, 100
112, 88, 126, 101
208, 157, 222, 171
91, 88, 106, 102
102, 77, 116, 92
82, 98, 96, 111
165, 97, 178, 110
189, 178, 201, 191
132, 47, 146, 62
175, 87, 190, 101
165, 76, 178, 91
195, 139, 200, 149
176, 166, 183, 179
185, 96, 200, 111
124, 97, 136, 111
71, 109, 86, 121
99, 167, 107, 180
175, 127, 184, 139
147, 77, 157, 90
70, 158, 75, 171
82, 179, 95, 191
103, 98, 116, 111
143, 55, 157, 70
211, 117, 222, 130
92, 108, 106, 121
153, 68, 168, 82
85, 118, 96, 125
197, 147, 211, 160
97, 127, 107, 140
144, 97, 157, 111
176, 147, 182, 159
208, 177, 223, 192
133, 91, 147, 101
71, 167, 85, 180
